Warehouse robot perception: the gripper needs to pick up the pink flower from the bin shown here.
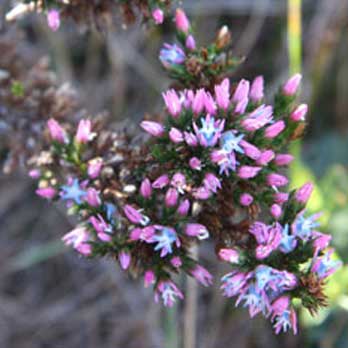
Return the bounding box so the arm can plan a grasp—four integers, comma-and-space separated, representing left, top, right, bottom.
184, 131, 198, 146
87, 158, 103, 179
291, 103, 308, 122
185, 223, 209, 240
190, 265, 213, 287
177, 199, 190, 216
219, 248, 240, 263
274, 154, 294, 166
36, 187, 56, 200
192, 186, 212, 200
165, 188, 179, 207
240, 140, 261, 160
47, 9, 60, 31
171, 173, 186, 192
238, 166, 262, 179
119, 251, 131, 270
295, 182, 313, 204
76, 119, 93, 144
234, 97, 248, 114
152, 174, 169, 189
215, 78, 230, 110
313, 232, 332, 256
240, 193, 254, 206
171, 256, 182, 268
47, 118, 67, 143
192, 89, 205, 114
264, 120, 285, 139
274, 192, 289, 204
163, 90, 182, 117
175, 8, 190, 33
123, 205, 149, 226
140, 178, 152, 199
267, 173, 289, 187
185, 35, 196, 50
144, 270, 156, 287
270, 204, 282, 219
169, 127, 184, 143
232, 79, 250, 103
189, 157, 202, 170
89, 215, 112, 242
241, 105, 273, 131
204, 92, 217, 115
85, 188, 101, 207
152, 8, 164, 24
28, 169, 41, 179
203, 173, 221, 193
140, 120, 164, 137
282, 73, 302, 96
256, 149, 275, 166
250, 76, 264, 102
62, 227, 92, 256
154, 280, 184, 307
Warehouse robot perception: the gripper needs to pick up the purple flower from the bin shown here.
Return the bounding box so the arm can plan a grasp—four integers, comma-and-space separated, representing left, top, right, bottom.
185, 35, 196, 50
256, 149, 275, 166
89, 215, 112, 242
232, 79, 250, 103
47, 118, 67, 143
193, 114, 225, 147
267, 173, 289, 187
295, 182, 314, 204
171, 172, 186, 193
76, 119, 94, 144
221, 271, 252, 297
220, 130, 244, 155
119, 251, 131, 270
151, 226, 180, 257
123, 205, 150, 226
160, 44, 186, 69
47, 9, 60, 31
185, 223, 209, 240
203, 173, 221, 193
292, 210, 321, 241
203, 92, 217, 115
171, 256, 182, 268
85, 188, 101, 207
184, 131, 198, 146
270, 204, 282, 219
152, 174, 169, 189
190, 265, 213, 286
87, 158, 103, 179
238, 165, 262, 179
62, 227, 92, 256
162, 89, 182, 117
311, 249, 342, 279
165, 188, 179, 207
36, 187, 57, 200
240, 140, 261, 160
241, 105, 273, 132
240, 193, 254, 206
192, 89, 206, 114
250, 76, 264, 102
214, 78, 230, 110
169, 127, 184, 143
282, 73, 302, 96
219, 248, 240, 263
144, 270, 156, 287
189, 157, 202, 170
279, 224, 297, 254
274, 154, 294, 166
192, 186, 212, 200
140, 178, 152, 199
271, 296, 298, 335
234, 97, 249, 114
274, 192, 289, 204
154, 280, 184, 307
177, 199, 190, 216
140, 120, 164, 137
264, 120, 285, 139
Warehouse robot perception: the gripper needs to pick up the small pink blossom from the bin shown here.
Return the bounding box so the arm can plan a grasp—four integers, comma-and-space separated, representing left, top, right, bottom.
264, 120, 285, 139
232, 79, 250, 103
47, 119, 67, 143
282, 73, 302, 96
169, 127, 184, 143
119, 251, 131, 270
87, 158, 103, 179
190, 265, 213, 287
185, 223, 209, 240
162, 90, 182, 117
152, 8, 164, 24
267, 173, 289, 187
144, 270, 156, 287
274, 154, 294, 166
152, 174, 169, 189
295, 182, 314, 204
219, 248, 240, 263
85, 188, 101, 207
47, 9, 60, 31
36, 187, 56, 200
189, 157, 202, 170
215, 78, 230, 110
240, 193, 254, 206
175, 8, 190, 33
140, 121, 164, 137
291, 103, 308, 122
177, 199, 190, 216
140, 178, 152, 199
250, 76, 264, 102
238, 166, 262, 179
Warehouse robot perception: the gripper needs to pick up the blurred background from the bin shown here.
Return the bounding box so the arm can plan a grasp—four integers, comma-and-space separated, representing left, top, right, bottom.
1, 0, 348, 347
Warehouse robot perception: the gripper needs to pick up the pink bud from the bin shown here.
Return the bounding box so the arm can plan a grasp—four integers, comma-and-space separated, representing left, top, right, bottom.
140, 121, 164, 137
203, 173, 221, 193
256, 150, 275, 166
36, 187, 56, 199
152, 174, 169, 189
291, 103, 308, 122
177, 199, 190, 216
28, 169, 41, 179
47, 9, 60, 31
192, 89, 205, 114
250, 76, 264, 102
215, 78, 230, 111
267, 173, 289, 187
171, 173, 186, 191
274, 192, 289, 204
87, 158, 103, 179
85, 188, 101, 207
152, 8, 164, 24
204, 92, 217, 115
76, 119, 93, 144
234, 97, 248, 114
219, 248, 240, 263
169, 127, 184, 143
185, 223, 209, 240
274, 154, 294, 166
162, 90, 182, 117
295, 182, 314, 204
175, 8, 190, 33
119, 251, 131, 270
264, 120, 285, 139
144, 270, 156, 287
47, 118, 66, 143
238, 166, 262, 179
124, 205, 148, 225
232, 79, 250, 103
189, 157, 202, 170
240, 193, 254, 206
185, 35, 196, 50
270, 204, 282, 219
165, 188, 179, 207
171, 256, 182, 268
184, 132, 198, 146
140, 178, 152, 199
282, 73, 302, 96
240, 140, 261, 160
192, 186, 211, 200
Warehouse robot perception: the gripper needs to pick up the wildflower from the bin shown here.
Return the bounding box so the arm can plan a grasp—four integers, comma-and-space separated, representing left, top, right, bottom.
313, 232, 332, 256
184, 131, 198, 146
279, 224, 297, 253
62, 227, 92, 256
234, 98, 248, 114
152, 174, 169, 189
250, 76, 264, 102
295, 182, 314, 204
241, 105, 273, 132
238, 165, 262, 179
264, 120, 285, 139
311, 249, 342, 279
232, 79, 250, 103
189, 157, 202, 170
204, 92, 217, 115
186, 35, 196, 50
175, 8, 190, 33
36, 187, 57, 200
218, 248, 240, 263
274, 154, 294, 166
171, 173, 186, 193
271, 296, 297, 334
151, 226, 180, 257
47, 9, 60, 31
119, 251, 131, 270
212, 150, 238, 175
89, 215, 112, 242
239, 193, 254, 206
236, 283, 268, 317
220, 131, 244, 154
140, 121, 164, 137
190, 265, 213, 286
267, 173, 289, 187
221, 271, 251, 297
152, 8, 164, 24
169, 127, 184, 143
274, 192, 289, 204
60, 179, 86, 205
123, 205, 150, 226
291, 104, 308, 122
177, 199, 190, 216
154, 281, 184, 307
282, 73, 302, 96
292, 210, 321, 241
87, 158, 103, 179
47, 119, 67, 143
85, 188, 101, 207
193, 115, 225, 147
162, 89, 182, 117
160, 44, 186, 69
140, 178, 152, 199
75, 119, 94, 144
185, 223, 209, 240
215, 78, 230, 110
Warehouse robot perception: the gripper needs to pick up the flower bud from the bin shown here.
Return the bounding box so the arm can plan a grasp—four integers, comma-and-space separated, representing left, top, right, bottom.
185, 224, 209, 240
274, 154, 294, 166
76, 119, 93, 144
219, 248, 240, 263
169, 127, 184, 143
175, 8, 190, 33
256, 150, 275, 166
295, 182, 314, 204
189, 157, 202, 170
282, 73, 302, 96
270, 204, 282, 219
47, 9, 60, 31
119, 251, 131, 270
240, 193, 254, 206
291, 103, 308, 122
171, 256, 182, 268
86, 188, 101, 207
232, 79, 250, 103
264, 120, 285, 139
238, 166, 262, 179
185, 35, 196, 50
267, 173, 289, 187
152, 174, 169, 189
177, 199, 190, 216
28, 169, 41, 179
250, 76, 264, 102
165, 188, 179, 207
140, 178, 152, 199
152, 8, 164, 24
47, 119, 67, 143
36, 187, 56, 199
87, 158, 103, 179
140, 121, 164, 137
144, 270, 156, 287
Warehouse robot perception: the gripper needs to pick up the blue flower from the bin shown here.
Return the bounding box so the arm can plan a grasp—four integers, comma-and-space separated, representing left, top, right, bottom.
60, 179, 86, 205
159, 44, 185, 68
220, 131, 244, 154
292, 211, 320, 241
152, 227, 178, 257
104, 203, 117, 223
279, 224, 297, 253
194, 115, 225, 147
237, 284, 268, 317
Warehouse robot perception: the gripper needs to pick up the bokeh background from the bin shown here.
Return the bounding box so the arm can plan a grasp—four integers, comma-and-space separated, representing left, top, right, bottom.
1, 0, 348, 347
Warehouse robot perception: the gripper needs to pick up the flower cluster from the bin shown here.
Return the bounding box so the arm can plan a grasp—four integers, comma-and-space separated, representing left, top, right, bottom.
6, 0, 171, 30
160, 9, 242, 90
